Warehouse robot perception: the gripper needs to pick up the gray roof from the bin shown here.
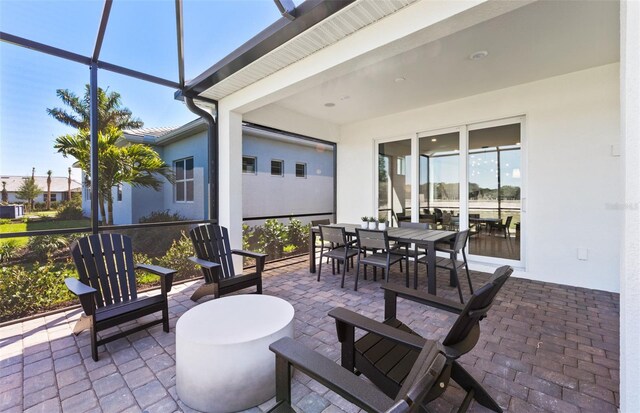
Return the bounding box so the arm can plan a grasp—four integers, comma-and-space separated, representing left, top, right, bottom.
123, 126, 177, 139
0, 176, 82, 192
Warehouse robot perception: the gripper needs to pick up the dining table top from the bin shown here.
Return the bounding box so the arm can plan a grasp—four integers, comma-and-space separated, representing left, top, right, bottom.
311, 223, 457, 244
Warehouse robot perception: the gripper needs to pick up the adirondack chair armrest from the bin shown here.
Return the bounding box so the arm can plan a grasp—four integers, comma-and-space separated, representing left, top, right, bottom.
188, 256, 221, 270
65, 277, 97, 316
135, 263, 177, 294
381, 284, 465, 317
269, 337, 394, 412
328, 307, 426, 351
232, 249, 268, 272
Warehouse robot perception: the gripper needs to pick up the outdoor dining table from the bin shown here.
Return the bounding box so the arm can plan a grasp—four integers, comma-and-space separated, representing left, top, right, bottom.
309, 223, 457, 295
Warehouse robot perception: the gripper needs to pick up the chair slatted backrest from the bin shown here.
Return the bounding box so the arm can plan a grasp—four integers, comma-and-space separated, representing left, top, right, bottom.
71, 233, 137, 308
504, 216, 513, 228
452, 229, 470, 252
190, 224, 235, 279
391, 341, 447, 413
319, 225, 347, 246
398, 222, 429, 230
441, 265, 512, 352
356, 228, 388, 250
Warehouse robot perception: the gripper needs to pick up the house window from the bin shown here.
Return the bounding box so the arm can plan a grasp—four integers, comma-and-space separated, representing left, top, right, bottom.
85, 187, 91, 201
117, 184, 123, 201
397, 156, 406, 176
243, 156, 257, 174
45, 193, 57, 202
174, 157, 194, 202
295, 163, 307, 178
271, 160, 284, 176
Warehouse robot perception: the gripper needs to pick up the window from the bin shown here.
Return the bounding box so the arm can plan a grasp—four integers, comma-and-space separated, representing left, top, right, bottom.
295, 162, 307, 178
174, 157, 194, 202
397, 156, 406, 176
271, 160, 283, 176
243, 156, 257, 174
117, 184, 123, 202
45, 193, 57, 202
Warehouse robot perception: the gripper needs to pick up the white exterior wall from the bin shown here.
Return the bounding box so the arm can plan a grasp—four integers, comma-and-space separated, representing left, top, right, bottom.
620, 0, 640, 409
7, 191, 68, 204
339, 63, 621, 292
242, 134, 334, 218
160, 131, 208, 220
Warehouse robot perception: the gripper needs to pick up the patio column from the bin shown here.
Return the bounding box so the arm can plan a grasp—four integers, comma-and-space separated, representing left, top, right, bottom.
217, 103, 244, 271
620, 0, 640, 411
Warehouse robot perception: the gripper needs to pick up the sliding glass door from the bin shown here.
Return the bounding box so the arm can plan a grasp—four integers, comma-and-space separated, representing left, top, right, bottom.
468, 123, 521, 261
375, 117, 524, 266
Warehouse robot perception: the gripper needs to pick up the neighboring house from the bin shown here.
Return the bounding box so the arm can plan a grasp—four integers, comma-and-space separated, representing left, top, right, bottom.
82, 120, 334, 225
0, 175, 81, 204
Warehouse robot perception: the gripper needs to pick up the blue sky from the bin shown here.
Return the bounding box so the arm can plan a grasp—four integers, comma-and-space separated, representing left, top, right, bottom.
0, 0, 285, 179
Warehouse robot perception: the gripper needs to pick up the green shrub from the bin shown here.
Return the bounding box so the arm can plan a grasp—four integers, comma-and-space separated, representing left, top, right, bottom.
56, 198, 84, 220
27, 235, 69, 261
0, 261, 77, 322
155, 231, 200, 281
283, 244, 297, 254
0, 218, 11, 225
139, 210, 187, 223
287, 218, 309, 252
258, 219, 287, 259
0, 240, 19, 263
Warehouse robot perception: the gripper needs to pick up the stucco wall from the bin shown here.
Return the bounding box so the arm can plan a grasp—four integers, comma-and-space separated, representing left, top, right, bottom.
242, 134, 334, 218
160, 131, 208, 221
338, 63, 621, 292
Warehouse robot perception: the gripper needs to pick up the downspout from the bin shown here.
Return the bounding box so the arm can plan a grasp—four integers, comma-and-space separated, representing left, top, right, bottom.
184, 97, 218, 222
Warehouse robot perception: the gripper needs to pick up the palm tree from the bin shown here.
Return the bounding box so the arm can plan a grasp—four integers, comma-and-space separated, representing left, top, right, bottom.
67, 167, 72, 201
46, 85, 143, 134
54, 126, 173, 225
46, 170, 53, 210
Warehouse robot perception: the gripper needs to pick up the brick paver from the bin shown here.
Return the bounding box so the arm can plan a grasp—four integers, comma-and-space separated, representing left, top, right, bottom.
0, 256, 620, 412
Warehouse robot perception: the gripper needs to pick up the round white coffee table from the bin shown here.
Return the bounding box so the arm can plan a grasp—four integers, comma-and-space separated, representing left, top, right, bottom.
176, 295, 295, 413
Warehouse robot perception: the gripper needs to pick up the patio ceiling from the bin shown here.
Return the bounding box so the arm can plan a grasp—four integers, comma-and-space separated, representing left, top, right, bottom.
252, 0, 620, 125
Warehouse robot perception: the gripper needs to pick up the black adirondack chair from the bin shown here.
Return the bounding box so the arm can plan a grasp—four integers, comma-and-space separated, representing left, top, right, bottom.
267, 336, 448, 413
329, 265, 513, 412
65, 233, 176, 361
189, 224, 267, 301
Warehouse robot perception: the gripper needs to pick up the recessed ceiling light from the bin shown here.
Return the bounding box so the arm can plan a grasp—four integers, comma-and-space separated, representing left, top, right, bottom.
469, 50, 489, 60
339, 95, 350, 101
394, 77, 406, 83
324, 102, 335, 107
431, 138, 437, 142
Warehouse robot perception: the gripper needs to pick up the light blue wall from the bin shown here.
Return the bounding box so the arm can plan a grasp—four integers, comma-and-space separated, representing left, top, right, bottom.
242, 133, 334, 218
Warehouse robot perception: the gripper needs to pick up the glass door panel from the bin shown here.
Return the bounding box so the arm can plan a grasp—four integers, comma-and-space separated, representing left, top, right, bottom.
419, 132, 459, 229
378, 140, 412, 225
468, 124, 521, 260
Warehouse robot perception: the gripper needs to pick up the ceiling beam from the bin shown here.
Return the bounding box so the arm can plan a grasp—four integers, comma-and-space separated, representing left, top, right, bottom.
273, 0, 297, 20
0, 31, 91, 65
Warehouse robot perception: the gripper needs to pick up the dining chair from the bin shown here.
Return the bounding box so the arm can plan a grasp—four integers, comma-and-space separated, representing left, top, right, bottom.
318, 225, 359, 288
354, 228, 408, 291
418, 229, 473, 303
490, 216, 513, 238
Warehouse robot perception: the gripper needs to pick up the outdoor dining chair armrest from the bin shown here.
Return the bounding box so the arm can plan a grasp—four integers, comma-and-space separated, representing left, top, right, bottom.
64, 278, 97, 316
188, 256, 222, 270
329, 307, 426, 351
269, 337, 394, 413
434, 246, 456, 255
381, 284, 465, 316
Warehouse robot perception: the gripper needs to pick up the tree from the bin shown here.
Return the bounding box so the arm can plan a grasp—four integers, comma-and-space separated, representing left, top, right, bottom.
16, 177, 42, 211
46, 85, 143, 134
1, 181, 8, 203
54, 126, 173, 225
46, 170, 53, 210
67, 167, 72, 201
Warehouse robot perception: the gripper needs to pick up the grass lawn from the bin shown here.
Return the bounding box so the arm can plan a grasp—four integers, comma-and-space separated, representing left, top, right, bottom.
0, 219, 90, 246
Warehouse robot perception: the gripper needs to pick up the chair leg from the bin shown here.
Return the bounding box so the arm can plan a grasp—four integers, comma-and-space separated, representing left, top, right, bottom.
463, 251, 473, 294
257, 278, 263, 294
341, 259, 347, 288
162, 304, 170, 333
317, 257, 323, 282
91, 326, 98, 362
452, 264, 464, 304
451, 361, 503, 412
354, 259, 361, 291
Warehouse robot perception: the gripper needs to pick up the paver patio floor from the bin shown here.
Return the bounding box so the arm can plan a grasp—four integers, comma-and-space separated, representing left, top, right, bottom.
0, 256, 619, 413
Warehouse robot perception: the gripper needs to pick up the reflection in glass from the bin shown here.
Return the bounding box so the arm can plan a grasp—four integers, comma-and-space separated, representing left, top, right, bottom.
419, 132, 459, 229
468, 124, 521, 260
378, 140, 412, 225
